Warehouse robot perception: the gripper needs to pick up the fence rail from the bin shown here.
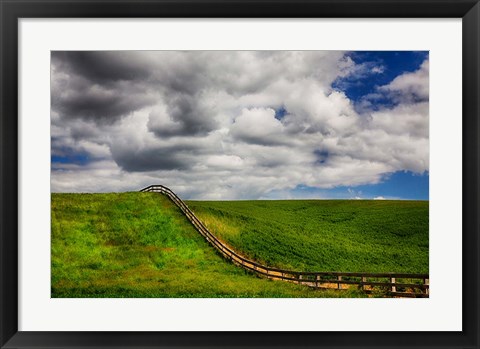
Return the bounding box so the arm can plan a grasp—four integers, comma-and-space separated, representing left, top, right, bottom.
140, 184, 429, 298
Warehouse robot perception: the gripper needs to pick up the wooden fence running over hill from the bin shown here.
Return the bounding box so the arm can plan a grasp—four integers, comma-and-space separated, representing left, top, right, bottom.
140, 184, 429, 298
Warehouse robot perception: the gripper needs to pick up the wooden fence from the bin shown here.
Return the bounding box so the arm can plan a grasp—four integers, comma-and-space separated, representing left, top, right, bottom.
140, 184, 429, 298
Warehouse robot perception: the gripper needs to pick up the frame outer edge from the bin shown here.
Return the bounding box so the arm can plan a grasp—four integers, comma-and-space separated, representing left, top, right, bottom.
0, 0, 478, 18
0, 0, 19, 348
463, 2, 480, 349
0, 0, 3, 342
1, 0, 480, 348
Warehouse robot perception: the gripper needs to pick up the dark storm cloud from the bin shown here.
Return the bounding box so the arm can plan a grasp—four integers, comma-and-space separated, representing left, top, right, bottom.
52, 86, 153, 123
110, 144, 196, 172
149, 94, 218, 137
52, 51, 150, 84
67, 121, 102, 141
52, 51, 220, 133
52, 52, 155, 124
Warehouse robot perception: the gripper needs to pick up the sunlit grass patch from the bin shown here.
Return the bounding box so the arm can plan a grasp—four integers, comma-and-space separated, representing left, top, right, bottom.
52, 192, 367, 298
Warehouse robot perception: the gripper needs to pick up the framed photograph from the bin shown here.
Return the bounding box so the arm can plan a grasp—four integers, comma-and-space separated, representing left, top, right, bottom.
1, 0, 478, 348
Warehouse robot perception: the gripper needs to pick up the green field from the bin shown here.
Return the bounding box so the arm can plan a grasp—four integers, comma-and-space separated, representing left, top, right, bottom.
187, 199, 429, 274
51, 192, 366, 298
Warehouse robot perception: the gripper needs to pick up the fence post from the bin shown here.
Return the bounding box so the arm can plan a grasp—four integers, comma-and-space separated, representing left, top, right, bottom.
362, 276, 367, 291
424, 278, 429, 296
316, 275, 320, 288
390, 277, 396, 293
337, 275, 342, 289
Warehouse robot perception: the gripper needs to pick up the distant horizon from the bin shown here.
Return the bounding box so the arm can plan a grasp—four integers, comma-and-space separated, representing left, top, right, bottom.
51, 191, 430, 202
51, 194, 429, 202
51, 51, 429, 200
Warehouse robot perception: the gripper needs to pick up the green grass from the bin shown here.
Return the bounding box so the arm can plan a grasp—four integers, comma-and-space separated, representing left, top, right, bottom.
186, 199, 428, 274
51, 192, 365, 298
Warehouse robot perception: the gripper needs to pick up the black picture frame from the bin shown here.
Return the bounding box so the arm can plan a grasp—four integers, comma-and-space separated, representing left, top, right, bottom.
1, 0, 479, 348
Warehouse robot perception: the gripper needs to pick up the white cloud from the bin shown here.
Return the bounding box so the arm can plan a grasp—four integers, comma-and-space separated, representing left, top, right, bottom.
205, 155, 244, 170
371, 66, 385, 74
230, 108, 285, 145
373, 196, 386, 200
380, 59, 429, 102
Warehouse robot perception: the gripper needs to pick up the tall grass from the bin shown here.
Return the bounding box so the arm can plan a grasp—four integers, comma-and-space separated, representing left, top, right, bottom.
51, 192, 365, 298
186, 199, 428, 274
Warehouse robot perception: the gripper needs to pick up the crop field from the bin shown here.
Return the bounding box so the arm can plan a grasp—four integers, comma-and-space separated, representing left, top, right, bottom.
187, 199, 429, 274
51, 192, 365, 298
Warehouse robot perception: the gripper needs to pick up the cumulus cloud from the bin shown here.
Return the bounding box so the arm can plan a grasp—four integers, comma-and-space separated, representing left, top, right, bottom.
230, 108, 286, 145
379, 59, 429, 103
51, 51, 429, 199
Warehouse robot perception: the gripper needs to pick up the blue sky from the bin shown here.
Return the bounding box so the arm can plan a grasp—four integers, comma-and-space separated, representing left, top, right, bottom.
51, 51, 429, 200
334, 51, 429, 109
264, 171, 429, 200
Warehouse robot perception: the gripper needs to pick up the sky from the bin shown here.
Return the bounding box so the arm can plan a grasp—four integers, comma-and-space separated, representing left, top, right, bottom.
51, 51, 429, 200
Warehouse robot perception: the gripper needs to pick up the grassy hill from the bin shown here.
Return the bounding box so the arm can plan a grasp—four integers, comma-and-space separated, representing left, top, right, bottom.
51, 192, 364, 298
187, 199, 428, 274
